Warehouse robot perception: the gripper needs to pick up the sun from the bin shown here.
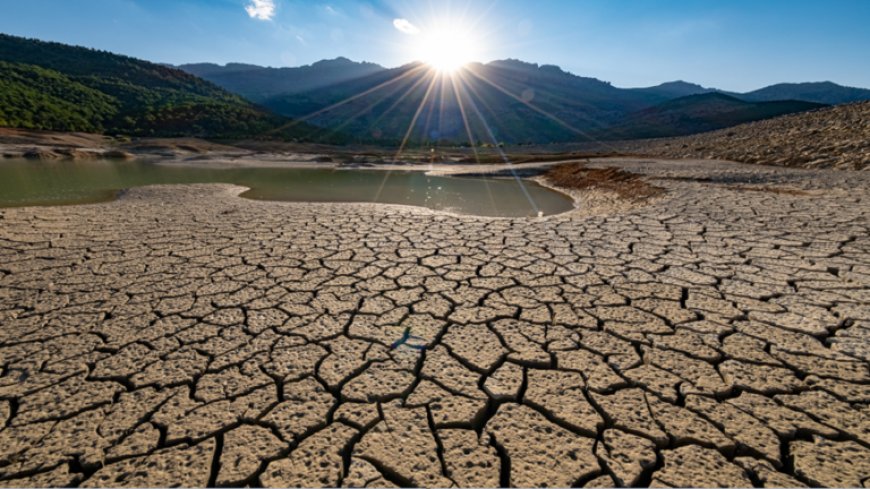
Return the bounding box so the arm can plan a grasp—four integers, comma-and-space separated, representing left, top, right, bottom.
414, 24, 481, 74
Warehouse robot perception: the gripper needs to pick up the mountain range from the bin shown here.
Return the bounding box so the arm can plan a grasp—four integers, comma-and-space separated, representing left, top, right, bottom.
1, 32, 868, 145
180, 58, 870, 144
180, 58, 384, 102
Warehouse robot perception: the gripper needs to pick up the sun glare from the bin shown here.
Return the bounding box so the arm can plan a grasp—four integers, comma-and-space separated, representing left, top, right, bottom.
414, 24, 481, 74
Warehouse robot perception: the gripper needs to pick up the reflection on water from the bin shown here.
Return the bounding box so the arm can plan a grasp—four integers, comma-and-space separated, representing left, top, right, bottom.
0, 160, 574, 217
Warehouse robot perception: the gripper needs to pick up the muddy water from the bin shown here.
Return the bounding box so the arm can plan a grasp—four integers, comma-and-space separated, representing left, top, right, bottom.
0, 160, 574, 217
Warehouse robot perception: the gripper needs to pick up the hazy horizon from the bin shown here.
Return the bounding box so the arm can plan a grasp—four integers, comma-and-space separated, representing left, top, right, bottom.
2, 0, 870, 92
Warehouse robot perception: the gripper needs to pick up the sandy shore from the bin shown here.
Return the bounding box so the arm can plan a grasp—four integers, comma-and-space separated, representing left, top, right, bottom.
0, 158, 868, 487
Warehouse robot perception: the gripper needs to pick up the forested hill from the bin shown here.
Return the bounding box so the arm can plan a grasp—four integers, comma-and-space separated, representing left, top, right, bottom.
0, 34, 332, 140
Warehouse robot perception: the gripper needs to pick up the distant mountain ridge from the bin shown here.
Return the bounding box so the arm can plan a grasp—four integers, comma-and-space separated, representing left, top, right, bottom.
256, 60, 666, 144
601, 93, 826, 140
740, 81, 870, 105
179, 58, 384, 102
179, 57, 870, 107
176, 57, 867, 144
630, 81, 717, 99
173, 57, 866, 144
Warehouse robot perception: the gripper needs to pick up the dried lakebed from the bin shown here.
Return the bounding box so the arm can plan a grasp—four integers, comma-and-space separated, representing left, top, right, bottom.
0, 158, 868, 487
0, 160, 574, 218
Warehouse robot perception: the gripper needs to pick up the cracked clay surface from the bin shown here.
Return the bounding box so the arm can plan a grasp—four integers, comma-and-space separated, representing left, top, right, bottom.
0, 159, 868, 487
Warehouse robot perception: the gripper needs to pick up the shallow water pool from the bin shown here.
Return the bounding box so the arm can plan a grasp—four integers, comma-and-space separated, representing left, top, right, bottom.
0, 160, 574, 217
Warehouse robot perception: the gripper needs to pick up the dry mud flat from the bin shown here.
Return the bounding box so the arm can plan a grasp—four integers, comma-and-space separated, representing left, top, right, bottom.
0, 159, 868, 488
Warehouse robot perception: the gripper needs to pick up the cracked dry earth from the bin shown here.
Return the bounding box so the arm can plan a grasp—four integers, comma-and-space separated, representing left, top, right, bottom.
0, 159, 869, 488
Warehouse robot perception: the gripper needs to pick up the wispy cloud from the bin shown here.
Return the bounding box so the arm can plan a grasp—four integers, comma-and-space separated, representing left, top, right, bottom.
324, 5, 338, 16
393, 18, 420, 35
296, 34, 307, 45
245, 0, 276, 21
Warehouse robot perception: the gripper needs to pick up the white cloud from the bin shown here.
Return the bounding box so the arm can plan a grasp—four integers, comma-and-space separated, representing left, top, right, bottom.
324, 5, 338, 16
245, 0, 276, 21
296, 34, 307, 45
393, 18, 420, 35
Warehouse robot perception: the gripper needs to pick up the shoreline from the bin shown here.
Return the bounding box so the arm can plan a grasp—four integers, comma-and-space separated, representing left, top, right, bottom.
2, 148, 849, 218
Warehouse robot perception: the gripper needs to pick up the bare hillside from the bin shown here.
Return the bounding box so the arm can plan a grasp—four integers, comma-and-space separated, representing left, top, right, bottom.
613, 101, 870, 170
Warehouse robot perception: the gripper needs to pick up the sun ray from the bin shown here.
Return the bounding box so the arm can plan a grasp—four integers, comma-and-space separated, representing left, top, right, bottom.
395, 69, 440, 160
448, 75, 479, 156
372, 68, 441, 205
437, 73, 451, 147
367, 69, 434, 134
465, 67, 604, 143
480, 64, 629, 136
303, 65, 429, 123
464, 67, 627, 153
327, 66, 431, 141
449, 74, 499, 213
451, 71, 541, 215
419, 75, 442, 146
454, 69, 523, 144
265, 64, 429, 137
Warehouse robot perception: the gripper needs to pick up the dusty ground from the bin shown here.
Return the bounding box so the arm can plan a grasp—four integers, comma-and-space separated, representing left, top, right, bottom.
0, 158, 868, 488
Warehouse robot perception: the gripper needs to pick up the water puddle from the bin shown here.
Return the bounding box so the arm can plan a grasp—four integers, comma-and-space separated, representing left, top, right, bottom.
0, 160, 574, 217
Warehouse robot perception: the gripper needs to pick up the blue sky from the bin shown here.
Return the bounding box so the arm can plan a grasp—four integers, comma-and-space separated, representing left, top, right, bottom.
2, 0, 869, 91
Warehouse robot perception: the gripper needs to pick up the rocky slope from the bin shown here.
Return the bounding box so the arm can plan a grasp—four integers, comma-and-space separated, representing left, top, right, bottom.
610, 101, 870, 170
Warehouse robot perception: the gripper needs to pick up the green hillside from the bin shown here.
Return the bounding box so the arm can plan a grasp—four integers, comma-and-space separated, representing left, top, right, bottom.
0, 61, 117, 132
0, 34, 333, 140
